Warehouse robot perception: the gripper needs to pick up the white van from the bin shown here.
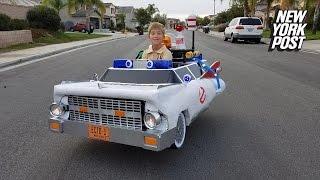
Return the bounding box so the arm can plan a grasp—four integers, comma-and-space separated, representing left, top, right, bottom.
224, 17, 263, 43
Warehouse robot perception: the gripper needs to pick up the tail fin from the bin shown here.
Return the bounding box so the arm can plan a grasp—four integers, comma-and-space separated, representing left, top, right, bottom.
201, 61, 221, 79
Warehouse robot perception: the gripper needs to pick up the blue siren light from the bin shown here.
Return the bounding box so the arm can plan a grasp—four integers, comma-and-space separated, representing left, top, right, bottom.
146, 60, 173, 69
113, 59, 133, 68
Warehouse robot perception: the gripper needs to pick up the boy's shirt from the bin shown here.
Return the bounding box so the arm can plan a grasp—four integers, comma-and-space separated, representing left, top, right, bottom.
141, 45, 173, 60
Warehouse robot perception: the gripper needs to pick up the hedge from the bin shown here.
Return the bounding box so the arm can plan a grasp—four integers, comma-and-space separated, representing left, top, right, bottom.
27, 6, 61, 32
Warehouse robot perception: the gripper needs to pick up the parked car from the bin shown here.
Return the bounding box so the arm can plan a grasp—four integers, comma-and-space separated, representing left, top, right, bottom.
136, 26, 144, 35
224, 17, 263, 43
70, 23, 90, 33
203, 26, 210, 34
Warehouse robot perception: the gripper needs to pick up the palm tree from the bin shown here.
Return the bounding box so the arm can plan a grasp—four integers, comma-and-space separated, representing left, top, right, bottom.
265, 0, 275, 29
228, 0, 253, 16
280, 0, 297, 9
304, 0, 320, 34
310, 0, 320, 34
67, 0, 106, 31
42, 0, 67, 14
244, 0, 250, 16
248, 0, 258, 16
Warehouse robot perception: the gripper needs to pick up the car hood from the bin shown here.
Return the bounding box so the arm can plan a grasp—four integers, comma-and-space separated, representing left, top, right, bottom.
54, 81, 177, 104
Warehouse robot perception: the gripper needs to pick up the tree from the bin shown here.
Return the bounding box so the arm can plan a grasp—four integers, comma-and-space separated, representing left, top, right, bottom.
304, 0, 320, 34
228, 0, 262, 16
265, 0, 275, 29
213, 5, 243, 25
134, 8, 151, 28
248, 0, 257, 16
67, 0, 106, 31
27, 6, 61, 31
116, 13, 126, 30
196, 16, 203, 26
152, 13, 167, 26
134, 4, 160, 28
146, 4, 159, 17
109, 19, 115, 30
202, 17, 211, 26
280, 0, 295, 9
228, 0, 251, 16
42, 0, 67, 13
312, 0, 320, 34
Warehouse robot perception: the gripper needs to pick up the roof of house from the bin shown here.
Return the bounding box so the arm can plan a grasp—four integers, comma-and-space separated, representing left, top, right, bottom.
104, 3, 115, 7
0, 0, 39, 6
71, 9, 100, 18
116, 6, 134, 14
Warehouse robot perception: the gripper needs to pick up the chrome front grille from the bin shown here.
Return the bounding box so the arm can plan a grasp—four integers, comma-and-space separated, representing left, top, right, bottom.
68, 96, 143, 130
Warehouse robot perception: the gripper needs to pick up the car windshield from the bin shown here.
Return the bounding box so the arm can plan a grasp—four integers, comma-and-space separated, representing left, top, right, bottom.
239, 18, 262, 25
100, 69, 181, 84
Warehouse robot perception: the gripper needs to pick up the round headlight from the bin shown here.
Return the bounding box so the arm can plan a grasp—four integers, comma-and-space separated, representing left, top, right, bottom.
144, 113, 161, 129
50, 103, 64, 117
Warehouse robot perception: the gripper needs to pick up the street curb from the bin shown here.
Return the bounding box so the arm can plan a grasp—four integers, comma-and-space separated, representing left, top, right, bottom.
0, 35, 133, 69
207, 31, 271, 45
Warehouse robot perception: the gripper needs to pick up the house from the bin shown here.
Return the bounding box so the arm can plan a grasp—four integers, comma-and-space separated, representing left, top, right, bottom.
59, 6, 101, 29
116, 6, 138, 30
59, 2, 118, 30
103, 3, 117, 29
0, 0, 39, 19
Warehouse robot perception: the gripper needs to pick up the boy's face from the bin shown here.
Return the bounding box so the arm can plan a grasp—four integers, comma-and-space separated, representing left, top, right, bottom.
149, 28, 164, 46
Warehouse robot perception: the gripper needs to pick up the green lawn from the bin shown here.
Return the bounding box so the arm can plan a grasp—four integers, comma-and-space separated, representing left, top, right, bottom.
262, 29, 320, 40
0, 32, 109, 53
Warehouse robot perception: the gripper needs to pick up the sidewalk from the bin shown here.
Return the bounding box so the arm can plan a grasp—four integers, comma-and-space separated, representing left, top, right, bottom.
0, 32, 137, 69
207, 31, 320, 53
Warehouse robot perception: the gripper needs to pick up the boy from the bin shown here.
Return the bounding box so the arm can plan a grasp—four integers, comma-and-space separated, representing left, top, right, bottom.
141, 22, 173, 60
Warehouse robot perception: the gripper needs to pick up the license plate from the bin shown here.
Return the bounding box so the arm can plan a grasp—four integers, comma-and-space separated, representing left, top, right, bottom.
88, 124, 110, 141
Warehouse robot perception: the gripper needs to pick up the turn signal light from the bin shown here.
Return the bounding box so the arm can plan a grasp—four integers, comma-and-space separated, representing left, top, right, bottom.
257, 26, 264, 30
50, 122, 60, 132
144, 136, 157, 147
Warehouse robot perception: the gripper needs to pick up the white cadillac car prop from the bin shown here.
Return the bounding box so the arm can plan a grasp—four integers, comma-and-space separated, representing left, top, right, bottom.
49, 53, 226, 151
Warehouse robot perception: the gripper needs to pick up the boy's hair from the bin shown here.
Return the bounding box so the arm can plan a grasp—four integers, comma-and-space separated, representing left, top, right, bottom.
148, 22, 165, 36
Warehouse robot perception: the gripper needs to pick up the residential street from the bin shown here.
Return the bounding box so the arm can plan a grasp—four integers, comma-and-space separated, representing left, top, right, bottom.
0, 31, 319, 179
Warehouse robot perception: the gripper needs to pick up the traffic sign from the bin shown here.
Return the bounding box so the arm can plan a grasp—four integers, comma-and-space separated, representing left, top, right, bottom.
187, 15, 197, 31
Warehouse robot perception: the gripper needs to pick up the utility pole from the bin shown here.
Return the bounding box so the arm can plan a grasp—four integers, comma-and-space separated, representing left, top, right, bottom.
214, 0, 216, 15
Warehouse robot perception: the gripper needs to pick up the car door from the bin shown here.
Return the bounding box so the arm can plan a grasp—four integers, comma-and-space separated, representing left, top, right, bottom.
229, 18, 238, 37
226, 19, 237, 38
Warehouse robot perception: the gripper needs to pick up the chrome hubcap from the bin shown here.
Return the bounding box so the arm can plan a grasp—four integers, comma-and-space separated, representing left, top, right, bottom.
175, 113, 186, 147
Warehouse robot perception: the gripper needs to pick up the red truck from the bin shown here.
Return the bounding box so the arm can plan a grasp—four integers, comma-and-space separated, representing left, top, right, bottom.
70, 23, 94, 33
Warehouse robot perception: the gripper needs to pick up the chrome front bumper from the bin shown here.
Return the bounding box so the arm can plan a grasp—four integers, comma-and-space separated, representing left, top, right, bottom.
233, 33, 262, 39
49, 119, 176, 151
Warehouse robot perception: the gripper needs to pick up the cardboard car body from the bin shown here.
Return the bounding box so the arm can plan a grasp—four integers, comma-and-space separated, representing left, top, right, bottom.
49, 59, 226, 151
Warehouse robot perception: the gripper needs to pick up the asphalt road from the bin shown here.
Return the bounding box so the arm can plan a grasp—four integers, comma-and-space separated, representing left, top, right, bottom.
0, 31, 319, 179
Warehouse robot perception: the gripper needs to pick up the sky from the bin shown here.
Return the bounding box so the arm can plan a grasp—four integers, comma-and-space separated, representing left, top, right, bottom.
106, 0, 231, 20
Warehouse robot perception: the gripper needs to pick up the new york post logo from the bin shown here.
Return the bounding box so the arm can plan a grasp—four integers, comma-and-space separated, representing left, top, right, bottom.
269, 10, 307, 51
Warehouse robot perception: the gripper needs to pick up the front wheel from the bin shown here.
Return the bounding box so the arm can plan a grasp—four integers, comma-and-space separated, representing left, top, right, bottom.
172, 112, 187, 149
